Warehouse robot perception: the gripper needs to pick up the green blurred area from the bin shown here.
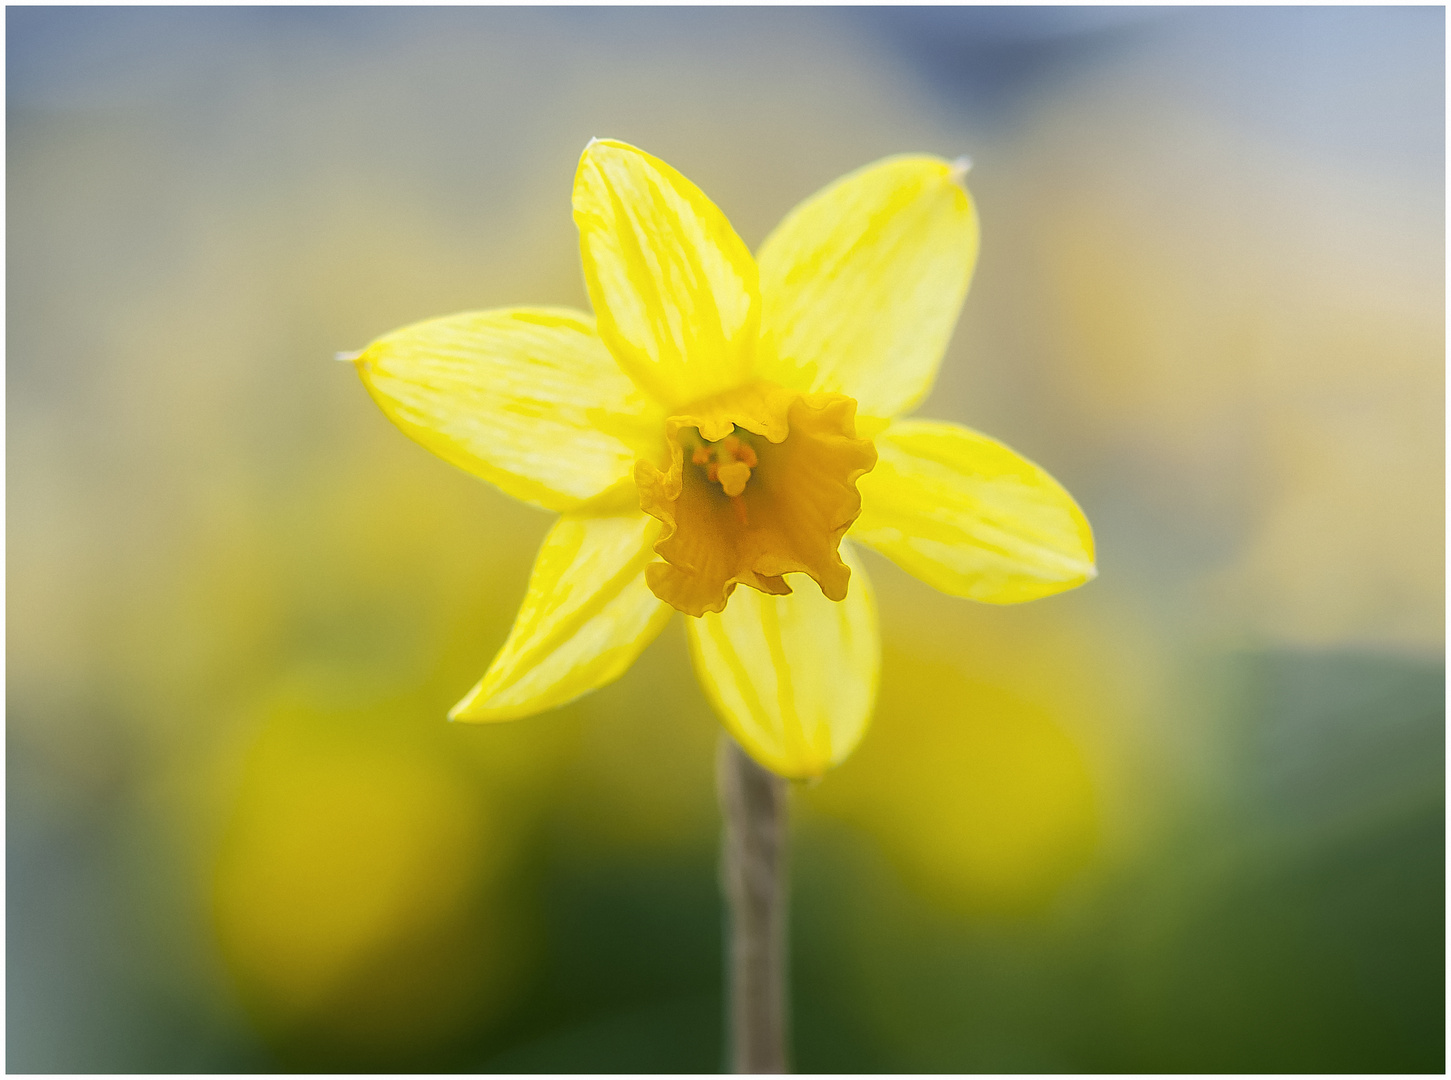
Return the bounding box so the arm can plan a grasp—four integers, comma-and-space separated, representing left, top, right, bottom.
7, 7, 1443, 1073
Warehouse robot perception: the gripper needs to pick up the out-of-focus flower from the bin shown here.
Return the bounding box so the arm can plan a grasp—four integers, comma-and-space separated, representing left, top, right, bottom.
352, 139, 1094, 777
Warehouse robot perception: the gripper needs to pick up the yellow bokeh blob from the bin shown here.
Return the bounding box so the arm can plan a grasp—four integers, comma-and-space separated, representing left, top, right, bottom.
892, 682, 1096, 904
212, 696, 518, 1052
810, 647, 1099, 914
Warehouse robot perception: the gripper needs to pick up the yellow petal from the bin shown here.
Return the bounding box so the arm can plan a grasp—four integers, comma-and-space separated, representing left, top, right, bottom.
756, 155, 979, 419
852, 420, 1096, 602
452, 512, 672, 722
686, 543, 879, 779
356, 307, 663, 513
573, 139, 760, 409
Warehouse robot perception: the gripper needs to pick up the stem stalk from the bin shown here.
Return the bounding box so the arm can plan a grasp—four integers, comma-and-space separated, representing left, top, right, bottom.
718, 733, 790, 1073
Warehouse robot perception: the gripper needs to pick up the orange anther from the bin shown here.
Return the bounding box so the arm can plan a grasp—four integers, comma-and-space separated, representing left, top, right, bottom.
690, 430, 758, 499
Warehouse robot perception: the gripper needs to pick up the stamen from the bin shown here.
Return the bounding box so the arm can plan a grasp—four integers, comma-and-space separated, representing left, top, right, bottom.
693, 427, 758, 499
716, 461, 751, 497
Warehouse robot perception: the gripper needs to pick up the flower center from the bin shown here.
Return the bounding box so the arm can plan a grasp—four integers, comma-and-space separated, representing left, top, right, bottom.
689, 429, 759, 522
634, 381, 878, 617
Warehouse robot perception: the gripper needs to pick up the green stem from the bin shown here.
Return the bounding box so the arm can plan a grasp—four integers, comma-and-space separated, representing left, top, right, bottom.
718, 733, 791, 1073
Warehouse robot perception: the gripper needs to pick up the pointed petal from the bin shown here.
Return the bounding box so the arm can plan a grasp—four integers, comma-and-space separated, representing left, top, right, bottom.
574, 139, 760, 409
686, 544, 879, 778
852, 420, 1096, 602
756, 155, 979, 419
356, 307, 663, 513
452, 512, 672, 721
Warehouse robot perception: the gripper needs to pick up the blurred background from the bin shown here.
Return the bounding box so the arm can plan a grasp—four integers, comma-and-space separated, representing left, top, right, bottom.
7, 6, 1443, 1072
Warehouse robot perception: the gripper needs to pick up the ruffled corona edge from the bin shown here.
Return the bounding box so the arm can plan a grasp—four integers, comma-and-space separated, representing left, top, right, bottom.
635, 381, 878, 617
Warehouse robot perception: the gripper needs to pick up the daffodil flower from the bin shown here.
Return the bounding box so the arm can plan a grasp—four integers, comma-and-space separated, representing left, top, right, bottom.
352, 139, 1095, 778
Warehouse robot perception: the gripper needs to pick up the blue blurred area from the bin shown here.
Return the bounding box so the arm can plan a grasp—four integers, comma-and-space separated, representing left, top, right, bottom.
8, 6, 1443, 1073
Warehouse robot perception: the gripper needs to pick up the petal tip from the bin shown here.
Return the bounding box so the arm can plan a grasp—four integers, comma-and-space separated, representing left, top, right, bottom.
582, 136, 631, 157
449, 681, 506, 723
948, 154, 973, 185
448, 696, 518, 724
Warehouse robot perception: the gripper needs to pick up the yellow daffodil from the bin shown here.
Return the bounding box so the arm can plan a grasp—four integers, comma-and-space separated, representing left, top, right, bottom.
352, 139, 1095, 779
